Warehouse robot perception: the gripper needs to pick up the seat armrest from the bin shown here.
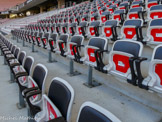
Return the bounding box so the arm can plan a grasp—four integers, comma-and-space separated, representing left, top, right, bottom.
26, 90, 42, 116
23, 87, 39, 97
127, 57, 138, 85
6, 56, 15, 61
15, 72, 28, 79
135, 57, 148, 89
10, 63, 20, 69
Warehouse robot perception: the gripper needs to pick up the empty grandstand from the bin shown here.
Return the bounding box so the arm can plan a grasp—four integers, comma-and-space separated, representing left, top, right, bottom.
0, 0, 162, 122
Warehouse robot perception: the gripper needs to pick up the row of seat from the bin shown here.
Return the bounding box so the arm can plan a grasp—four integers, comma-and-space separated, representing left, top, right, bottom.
13, 18, 162, 47
0, 34, 121, 122
12, 26, 162, 94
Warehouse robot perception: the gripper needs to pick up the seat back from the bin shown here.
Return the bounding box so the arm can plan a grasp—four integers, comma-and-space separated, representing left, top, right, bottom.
109, 40, 143, 75
103, 20, 118, 39
67, 35, 84, 56
147, 0, 159, 9
85, 37, 107, 63
44, 77, 74, 121
149, 45, 162, 89
23, 56, 34, 75
149, 5, 162, 19
131, 0, 143, 8
31, 64, 48, 91
147, 19, 162, 43
17, 51, 26, 65
14, 47, 20, 59
49, 33, 58, 51
77, 102, 121, 122
89, 21, 101, 37
128, 7, 143, 20
122, 19, 143, 40
113, 9, 125, 22
101, 11, 110, 23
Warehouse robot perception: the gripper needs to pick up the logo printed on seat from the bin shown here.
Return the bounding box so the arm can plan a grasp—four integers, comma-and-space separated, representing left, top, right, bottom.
107, 30, 110, 33
156, 33, 162, 37
118, 61, 125, 67
90, 53, 95, 57
128, 31, 132, 35
154, 16, 158, 19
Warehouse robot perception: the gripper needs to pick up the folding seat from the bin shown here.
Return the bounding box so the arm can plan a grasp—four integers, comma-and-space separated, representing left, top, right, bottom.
22, 64, 48, 117
78, 21, 88, 37
65, 35, 84, 62
91, 12, 99, 22
59, 18, 63, 23
91, 8, 98, 15
83, 37, 108, 71
69, 22, 77, 36
104, 40, 143, 84
15, 56, 34, 92
54, 34, 69, 57
148, 5, 162, 20
145, 19, 162, 45
146, 0, 161, 10
64, 17, 69, 23
32, 77, 74, 122
62, 23, 69, 34
127, 7, 144, 20
56, 23, 61, 34
4, 46, 19, 62
9, 51, 26, 76
113, 9, 126, 25
108, 5, 117, 14
99, 6, 106, 15
106, 2, 112, 8
29, 31, 34, 43
36, 32, 44, 47
89, 21, 102, 37
77, 102, 121, 122
48, 33, 58, 53
131, 0, 144, 8
103, 20, 119, 41
82, 14, 89, 22
101, 11, 110, 23
69, 16, 74, 23
75, 15, 81, 25
31, 32, 38, 45
135, 45, 162, 93
119, 2, 129, 13
41, 32, 50, 49
45, 23, 51, 32
114, 0, 121, 7
51, 23, 56, 33
121, 19, 144, 42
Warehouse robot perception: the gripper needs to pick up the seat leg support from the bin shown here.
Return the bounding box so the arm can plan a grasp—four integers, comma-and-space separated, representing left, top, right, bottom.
67, 59, 81, 76
22, 40, 26, 47
31, 44, 37, 52
10, 70, 15, 83
16, 90, 26, 109
48, 50, 57, 63
28, 109, 35, 122
17, 38, 20, 43
4, 57, 7, 65
84, 65, 101, 88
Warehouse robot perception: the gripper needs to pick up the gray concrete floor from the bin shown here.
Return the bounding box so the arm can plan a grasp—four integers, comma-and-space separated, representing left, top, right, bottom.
0, 35, 161, 122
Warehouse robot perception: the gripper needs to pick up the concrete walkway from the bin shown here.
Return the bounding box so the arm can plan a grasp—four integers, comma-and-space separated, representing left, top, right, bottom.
0, 35, 161, 122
